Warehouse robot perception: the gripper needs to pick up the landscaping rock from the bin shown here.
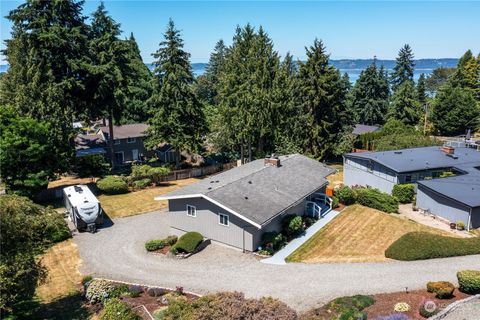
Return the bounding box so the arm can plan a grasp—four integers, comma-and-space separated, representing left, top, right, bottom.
147, 287, 166, 297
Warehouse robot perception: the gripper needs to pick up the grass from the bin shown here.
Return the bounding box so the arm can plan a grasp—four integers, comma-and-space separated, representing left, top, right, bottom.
385, 232, 480, 261
36, 240, 83, 302
286, 204, 451, 263
48, 176, 98, 189
98, 178, 199, 218
326, 165, 344, 189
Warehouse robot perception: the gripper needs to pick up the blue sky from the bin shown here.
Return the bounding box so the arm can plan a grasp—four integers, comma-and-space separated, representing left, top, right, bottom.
1, 1, 479, 63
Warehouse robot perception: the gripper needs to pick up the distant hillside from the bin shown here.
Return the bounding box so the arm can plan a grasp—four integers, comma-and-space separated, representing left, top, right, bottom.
1, 59, 458, 77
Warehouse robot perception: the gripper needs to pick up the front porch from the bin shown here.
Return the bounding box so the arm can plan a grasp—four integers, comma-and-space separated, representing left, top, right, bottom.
305, 193, 332, 218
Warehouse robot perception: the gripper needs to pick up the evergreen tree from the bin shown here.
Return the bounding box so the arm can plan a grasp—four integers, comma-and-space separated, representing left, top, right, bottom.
391, 44, 415, 91
425, 67, 456, 96
417, 73, 428, 106
122, 33, 153, 123
388, 81, 421, 126
350, 61, 390, 125
451, 50, 480, 100
296, 39, 351, 159
88, 3, 131, 167
0, 0, 90, 174
203, 39, 226, 105
217, 25, 280, 162
146, 19, 207, 164
430, 85, 479, 136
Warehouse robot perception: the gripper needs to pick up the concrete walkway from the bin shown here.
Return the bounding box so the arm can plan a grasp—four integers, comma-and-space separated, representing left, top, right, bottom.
261, 209, 341, 265
73, 210, 480, 312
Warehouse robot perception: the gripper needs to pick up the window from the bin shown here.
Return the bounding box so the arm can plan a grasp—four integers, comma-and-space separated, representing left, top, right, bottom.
186, 205, 196, 217
114, 139, 120, 145
219, 213, 229, 226
127, 137, 136, 143
114, 152, 124, 164
405, 175, 412, 183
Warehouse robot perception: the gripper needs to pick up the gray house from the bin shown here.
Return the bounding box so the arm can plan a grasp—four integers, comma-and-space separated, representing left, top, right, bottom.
156, 154, 334, 251
343, 144, 480, 229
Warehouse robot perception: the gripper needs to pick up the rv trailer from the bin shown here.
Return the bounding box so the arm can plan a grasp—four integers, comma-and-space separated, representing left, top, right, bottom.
63, 185, 103, 232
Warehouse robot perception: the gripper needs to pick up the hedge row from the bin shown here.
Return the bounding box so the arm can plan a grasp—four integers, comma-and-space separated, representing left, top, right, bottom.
392, 184, 415, 203
145, 236, 178, 251
385, 232, 480, 261
334, 186, 399, 213
96, 176, 129, 195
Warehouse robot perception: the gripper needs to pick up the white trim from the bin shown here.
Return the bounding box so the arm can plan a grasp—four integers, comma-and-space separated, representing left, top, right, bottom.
127, 137, 136, 143
186, 204, 196, 217
218, 212, 229, 226
155, 194, 262, 229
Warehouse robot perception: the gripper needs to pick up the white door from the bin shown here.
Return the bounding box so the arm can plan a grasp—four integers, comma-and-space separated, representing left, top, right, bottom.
132, 149, 139, 160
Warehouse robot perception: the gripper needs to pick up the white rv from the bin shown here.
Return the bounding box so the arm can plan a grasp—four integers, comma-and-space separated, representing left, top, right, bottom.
63, 185, 103, 232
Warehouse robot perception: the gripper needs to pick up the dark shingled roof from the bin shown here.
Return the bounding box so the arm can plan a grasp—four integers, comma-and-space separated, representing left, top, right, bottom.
352, 124, 380, 135
157, 154, 334, 226
99, 123, 149, 139
345, 146, 480, 208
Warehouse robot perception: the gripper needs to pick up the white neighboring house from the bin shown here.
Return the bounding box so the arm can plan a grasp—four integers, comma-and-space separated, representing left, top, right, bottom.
63, 185, 103, 232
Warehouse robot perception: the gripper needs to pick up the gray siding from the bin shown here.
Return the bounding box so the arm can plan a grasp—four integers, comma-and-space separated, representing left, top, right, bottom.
106, 137, 154, 164
169, 197, 257, 251
168, 186, 327, 251
343, 158, 397, 193
417, 186, 471, 228
471, 207, 480, 229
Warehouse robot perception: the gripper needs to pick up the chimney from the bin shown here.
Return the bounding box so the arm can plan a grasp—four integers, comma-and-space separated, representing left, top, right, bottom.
264, 154, 280, 167
442, 146, 455, 155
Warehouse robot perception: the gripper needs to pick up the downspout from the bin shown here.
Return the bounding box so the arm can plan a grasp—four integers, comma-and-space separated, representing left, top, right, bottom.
467, 208, 472, 231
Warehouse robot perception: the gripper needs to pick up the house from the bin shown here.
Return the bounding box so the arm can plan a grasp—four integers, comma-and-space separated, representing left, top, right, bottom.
343, 143, 480, 229
351, 124, 380, 136
155, 154, 334, 251
98, 123, 154, 164
75, 133, 106, 157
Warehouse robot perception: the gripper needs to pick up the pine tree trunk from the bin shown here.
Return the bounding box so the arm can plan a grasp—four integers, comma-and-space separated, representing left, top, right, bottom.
108, 113, 115, 170
248, 140, 252, 162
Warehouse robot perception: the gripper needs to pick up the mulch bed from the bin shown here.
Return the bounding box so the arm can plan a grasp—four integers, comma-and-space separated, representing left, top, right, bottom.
365, 288, 470, 319
335, 203, 347, 211
150, 245, 172, 255
121, 290, 198, 315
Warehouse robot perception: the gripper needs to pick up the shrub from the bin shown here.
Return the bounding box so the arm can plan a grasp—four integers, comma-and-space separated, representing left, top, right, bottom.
328, 295, 374, 320
456, 221, 465, 230
160, 291, 297, 320
131, 164, 170, 185
335, 186, 357, 205
393, 302, 410, 312
282, 215, 304, 237
261, 232, 286, 251
133, 178, 151, 190
331, 196, 339, 209
457, 270, 480, 294
172, 232, 203, 254
426, 281, 455, 299
85, 279, 117, 303
377, 314, 411, 320
145, 236, 177, 252
356, 188, 399, 213
75, 154, 110, 178
302, 216, 318, 228
385, 232, 480, 261
97, 176, 129, 195
82, 275, 93, 286
129, 285, 143, 298
419, 300, 437, 318
392, 184, 415, 203
100, 298, 141, 320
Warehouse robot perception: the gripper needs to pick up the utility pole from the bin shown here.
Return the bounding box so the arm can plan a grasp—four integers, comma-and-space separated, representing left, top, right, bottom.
423, 102, 429, 135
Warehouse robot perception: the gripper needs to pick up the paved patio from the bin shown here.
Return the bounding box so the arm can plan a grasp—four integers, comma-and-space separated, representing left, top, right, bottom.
261, 209, 341, 265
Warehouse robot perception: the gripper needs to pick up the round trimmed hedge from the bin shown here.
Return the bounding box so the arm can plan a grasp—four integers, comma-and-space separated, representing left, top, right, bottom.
97, 176, 129, 195
172, 232, 203, 254
457, 270, 480, 294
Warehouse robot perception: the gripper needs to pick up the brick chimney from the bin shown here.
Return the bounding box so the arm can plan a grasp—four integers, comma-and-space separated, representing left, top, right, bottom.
442, 146, 455, 155
264, 154, 280, 167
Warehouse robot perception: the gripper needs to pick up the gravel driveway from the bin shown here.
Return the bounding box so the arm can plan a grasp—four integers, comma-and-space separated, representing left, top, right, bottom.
74, 211, 480, 312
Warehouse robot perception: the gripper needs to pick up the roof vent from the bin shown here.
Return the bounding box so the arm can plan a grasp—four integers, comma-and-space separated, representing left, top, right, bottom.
74, 185, 83, 193
244, 196, 248, 200
394, 151, 402, 154
248, 181, 252, 184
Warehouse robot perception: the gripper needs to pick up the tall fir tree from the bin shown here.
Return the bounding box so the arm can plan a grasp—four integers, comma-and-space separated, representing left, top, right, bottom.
0, 0, 90, 175
88, 2, 131, 167
217, 25, 280, 162
416, 73, 428, 106
350, 60, 390, 125
451, 50, 480, 100
391, 44, 415, 91
146, 19, 207, 164
388, 81, 421, 126
296, 39, 351, 159
425, 67, 456, 96
203, 39, 227, 105
122, 33, 153, 123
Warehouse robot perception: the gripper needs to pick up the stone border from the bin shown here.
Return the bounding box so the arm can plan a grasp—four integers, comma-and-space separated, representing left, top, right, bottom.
429, 294, 480, 320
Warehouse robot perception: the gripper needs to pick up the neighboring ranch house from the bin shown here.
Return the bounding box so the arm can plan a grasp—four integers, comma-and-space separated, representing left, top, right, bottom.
156, 154, 334, 251
343, 143, 480, 230
351, 124, 380, 136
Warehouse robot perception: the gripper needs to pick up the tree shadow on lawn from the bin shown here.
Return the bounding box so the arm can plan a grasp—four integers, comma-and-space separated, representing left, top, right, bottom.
11, 292, 92, 320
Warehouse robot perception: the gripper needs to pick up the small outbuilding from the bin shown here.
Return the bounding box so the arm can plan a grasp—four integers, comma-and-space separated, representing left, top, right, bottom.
156, 154, 334, 251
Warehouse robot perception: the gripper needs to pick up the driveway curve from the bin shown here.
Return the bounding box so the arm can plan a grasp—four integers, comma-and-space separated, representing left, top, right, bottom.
74, 211, 480, 312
